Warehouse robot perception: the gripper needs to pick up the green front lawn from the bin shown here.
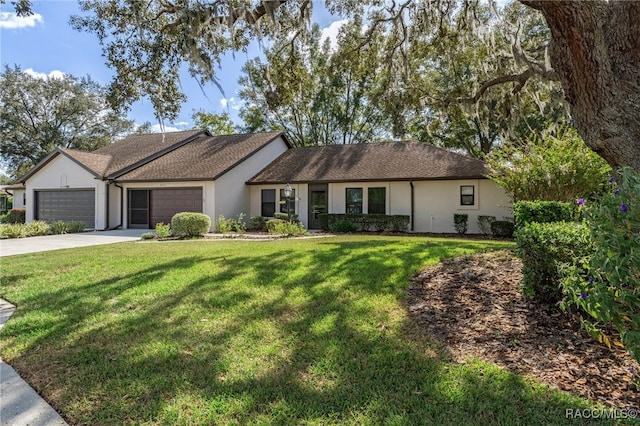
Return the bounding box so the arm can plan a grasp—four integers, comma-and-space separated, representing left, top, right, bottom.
0, 236, 614, 425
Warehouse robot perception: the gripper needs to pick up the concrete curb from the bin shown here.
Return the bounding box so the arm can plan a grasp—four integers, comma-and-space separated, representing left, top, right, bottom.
0, 299, 68, 425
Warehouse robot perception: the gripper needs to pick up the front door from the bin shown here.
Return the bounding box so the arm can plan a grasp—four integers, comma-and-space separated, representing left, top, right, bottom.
308, 184, 328, 229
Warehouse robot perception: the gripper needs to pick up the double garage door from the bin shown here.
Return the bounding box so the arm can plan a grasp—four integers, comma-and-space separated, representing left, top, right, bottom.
35, 189, 95, 228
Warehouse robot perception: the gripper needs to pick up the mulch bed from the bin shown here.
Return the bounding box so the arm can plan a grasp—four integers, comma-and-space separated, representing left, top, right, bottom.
406, 250, 639, 409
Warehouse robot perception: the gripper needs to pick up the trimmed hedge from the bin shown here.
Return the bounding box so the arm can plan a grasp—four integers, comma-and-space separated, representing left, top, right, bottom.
319, 214, 410, 232
453, 213, 468, 234
1, 208, 26, 224
171, 212, 211, 237
513, 200, 573, 229
266, 219, 306, 236
477, 215, 496, 235
490, 220, 514, 238
516, 221, 592, 304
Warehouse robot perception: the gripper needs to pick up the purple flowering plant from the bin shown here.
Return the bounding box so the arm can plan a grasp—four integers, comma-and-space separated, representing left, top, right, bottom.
561, 167, 640, 363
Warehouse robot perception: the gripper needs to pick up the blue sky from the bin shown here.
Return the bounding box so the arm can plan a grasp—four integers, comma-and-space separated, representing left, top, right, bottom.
0, 1, 345, 132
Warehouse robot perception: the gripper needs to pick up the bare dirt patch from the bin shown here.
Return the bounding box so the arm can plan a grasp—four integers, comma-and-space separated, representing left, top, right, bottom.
407, 250, 639, 409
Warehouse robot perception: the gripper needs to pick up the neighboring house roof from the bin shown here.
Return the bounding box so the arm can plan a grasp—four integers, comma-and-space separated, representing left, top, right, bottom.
3, 183, 25, 191
115, 131, 286, 182
248, 141, 489, 184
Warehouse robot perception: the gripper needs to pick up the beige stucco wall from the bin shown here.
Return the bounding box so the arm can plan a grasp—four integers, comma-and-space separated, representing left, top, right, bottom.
249, 179, 511, 233
215, 136, 290, 225
24, 154, 108, 229
10, 189, 26, 209
413, 179, 511, 233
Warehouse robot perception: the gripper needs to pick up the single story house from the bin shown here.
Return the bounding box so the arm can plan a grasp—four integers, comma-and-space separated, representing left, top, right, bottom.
11, 129, 512, 233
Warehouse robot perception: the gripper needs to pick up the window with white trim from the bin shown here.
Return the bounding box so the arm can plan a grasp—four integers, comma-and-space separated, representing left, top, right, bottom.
460, 185, 475, 206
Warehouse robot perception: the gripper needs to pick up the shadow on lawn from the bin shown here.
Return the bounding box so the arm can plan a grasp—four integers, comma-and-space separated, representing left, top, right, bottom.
2, 238, 603, 425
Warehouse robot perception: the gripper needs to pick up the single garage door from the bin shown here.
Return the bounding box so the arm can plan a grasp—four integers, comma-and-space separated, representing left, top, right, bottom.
36, 189, 95, 228
150, 188, 202, 227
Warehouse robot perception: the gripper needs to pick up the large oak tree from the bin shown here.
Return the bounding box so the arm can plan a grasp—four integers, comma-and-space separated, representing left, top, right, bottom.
0, 66, 135, 177
6, 0, 638, 169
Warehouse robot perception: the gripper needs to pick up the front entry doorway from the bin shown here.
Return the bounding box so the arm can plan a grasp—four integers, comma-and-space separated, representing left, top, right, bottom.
308, 184, 328, 229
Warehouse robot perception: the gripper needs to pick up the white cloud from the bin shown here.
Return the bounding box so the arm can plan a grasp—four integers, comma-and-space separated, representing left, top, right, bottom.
173, 121, 190, 128
320, 19, 348, 51
220, 97, 242, 111
0, 11, 43, 30
24, 68, 65, 80
150, 124, 181, 133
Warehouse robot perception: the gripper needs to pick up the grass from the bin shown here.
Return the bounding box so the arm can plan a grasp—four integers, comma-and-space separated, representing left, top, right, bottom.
0, 235, 627, 425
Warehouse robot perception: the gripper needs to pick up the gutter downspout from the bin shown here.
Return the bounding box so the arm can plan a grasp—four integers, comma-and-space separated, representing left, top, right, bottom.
409, 181, 414, 231
105, 180, 110, 230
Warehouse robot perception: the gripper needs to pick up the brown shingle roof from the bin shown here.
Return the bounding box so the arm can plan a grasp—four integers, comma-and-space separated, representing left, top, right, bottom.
98, 129, 208, 177
58, 148, 112, 176
247, 141, 488, 184
16, 129, 209, 182
114, 132, 285, 181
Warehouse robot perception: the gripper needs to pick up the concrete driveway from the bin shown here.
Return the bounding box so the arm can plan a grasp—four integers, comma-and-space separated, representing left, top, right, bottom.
0, 229, 149, 257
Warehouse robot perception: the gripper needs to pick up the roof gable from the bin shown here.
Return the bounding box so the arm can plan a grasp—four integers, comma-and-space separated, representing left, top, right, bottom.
114, 131, 287, 182
17, 147, 110, 182
248, 141, 489, 184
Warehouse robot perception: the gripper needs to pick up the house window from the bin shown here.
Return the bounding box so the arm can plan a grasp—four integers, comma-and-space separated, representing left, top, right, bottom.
460, 185, 475, 206
368, 187, 386, 214
261, 189, 276, 217
279, 188, 296, 214
346, 188, 363, 214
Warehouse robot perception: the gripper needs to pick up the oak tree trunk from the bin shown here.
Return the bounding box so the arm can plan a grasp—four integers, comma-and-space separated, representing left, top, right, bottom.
521, 0, 640, 170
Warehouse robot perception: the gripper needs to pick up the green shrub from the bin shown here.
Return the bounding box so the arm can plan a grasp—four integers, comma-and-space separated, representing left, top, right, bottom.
171, 212, 211, 237
216, 214, 246, 233
155, 222, 171, 239
453, 213, 468, 234
513, 200, 573, 229
273, 212, 299, 221
266, 219, 306, 236
27, 220, 50, 236
65, 221, 86, 233
49, 221, 86, 234
477, 215, 496, 235
248, 216, 266, 231
0, 221, 51, 237
560, 167, 640, 362
516, 221, 591, 304
0, 223, 28, 238
141, 232, 156, 240
49, 221, 68, 235
2, 208, 25, 224
319, 214, 410, 232
329, 220, 359, 233
491, 220, 515, 238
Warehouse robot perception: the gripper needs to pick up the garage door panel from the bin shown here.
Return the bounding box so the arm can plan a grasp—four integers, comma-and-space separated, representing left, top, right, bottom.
150, 188, 202, 226
36, 190, 95, 228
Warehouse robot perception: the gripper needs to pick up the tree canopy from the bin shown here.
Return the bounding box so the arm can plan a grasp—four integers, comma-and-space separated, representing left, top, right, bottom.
487, 126, 612, 202
0, 66, 135, 178
9, 0, 638, 169
239, 18, 390, 146
192, 110, 237, 135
